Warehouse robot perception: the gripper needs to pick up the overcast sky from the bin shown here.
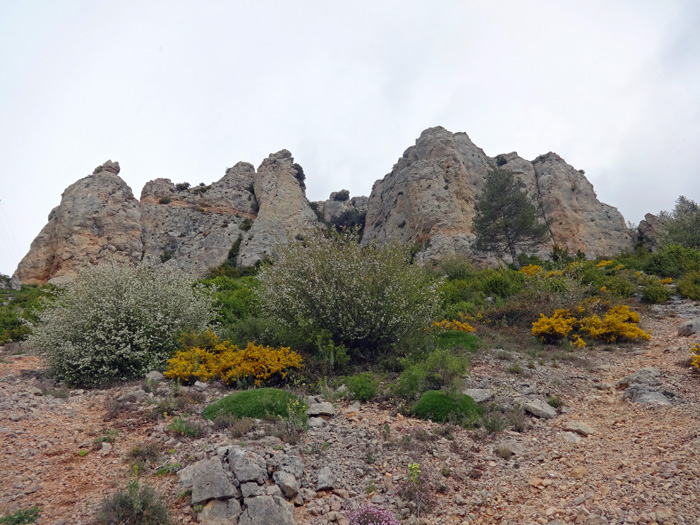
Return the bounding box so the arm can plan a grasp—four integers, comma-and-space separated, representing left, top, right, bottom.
1, 1, 699, 276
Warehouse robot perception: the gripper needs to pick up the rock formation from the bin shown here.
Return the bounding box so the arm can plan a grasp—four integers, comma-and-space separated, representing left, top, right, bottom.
362, 127, 633, 262
140, 162, 257, 276
14, 161, 142, 285
236, 151, 320, 267
14, 127, 637, 284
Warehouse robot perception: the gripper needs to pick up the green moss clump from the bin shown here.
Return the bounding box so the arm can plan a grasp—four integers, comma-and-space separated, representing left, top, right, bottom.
436, 331, 481, 352
413, 390, 482, 424
202, 388, 301, 421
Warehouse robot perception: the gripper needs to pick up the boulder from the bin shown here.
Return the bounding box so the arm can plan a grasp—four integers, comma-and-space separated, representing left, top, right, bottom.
622, 384, 672, 406
191, 457, 237, 505
238, 495, 295, 525
229, 448, 268, 485
562, 421, 595, 437
316, 466, 336, 491
616, 367, 661, 389
523, 399, 558, 419
198, 499, 242, 525
307, 401, 335, 417
678, 318, 700, 337
273, 471, 300, 499
461, 388, 494, 404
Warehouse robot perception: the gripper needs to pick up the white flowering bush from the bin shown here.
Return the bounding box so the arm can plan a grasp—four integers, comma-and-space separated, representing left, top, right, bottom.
257, 230, 441, 359
26, 259, 215, 387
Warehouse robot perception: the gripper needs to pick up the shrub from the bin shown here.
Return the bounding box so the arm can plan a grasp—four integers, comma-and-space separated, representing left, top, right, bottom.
578, 305, 651, 343
691, 343, 700, 369
644, 244, 700, 278
0, 284, 51, 344
95, 480, 173, 525
480, 268, 526, 298
641, 281, 672, 304
165, 331, 303, 387
348, 505, 400, 525
202, 388, 303, 421
25, 260, 215, 387
345, 373, 379, 402
0, 506, 40, 525
413, 390, 482, 424
257, 230, 441, 359
436, 330, 481, 352
158, 197, 171, 205
167, 417, 208, 438
678, 270, 700, 301
393, 347, 470, 399
531, 309, 576, 343
394, 462, 435, 517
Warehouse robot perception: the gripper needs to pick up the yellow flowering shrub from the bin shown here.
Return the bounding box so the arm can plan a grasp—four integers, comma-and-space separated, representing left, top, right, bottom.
578, 305, 651, 343
545, 270, 563, 278
614, 264, 625, 271
531, 309, 576, 343
519, 264, 544, 276
165, 335, 303, 386
689, 343, 700, 369
433, 319, 475, 332
596, 260, 613, 268
660, 277, 673, 284
532, 304, 650, 346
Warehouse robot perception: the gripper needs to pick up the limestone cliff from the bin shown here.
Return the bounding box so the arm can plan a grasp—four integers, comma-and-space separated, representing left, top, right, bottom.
14, 128, 637, 284
14, 161, 142, 284
362, 127, 633, 261
236, 151, 320, 267
140, 162, 257, 275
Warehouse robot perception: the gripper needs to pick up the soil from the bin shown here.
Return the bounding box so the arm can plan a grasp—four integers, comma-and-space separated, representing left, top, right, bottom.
1, 302, 699, 525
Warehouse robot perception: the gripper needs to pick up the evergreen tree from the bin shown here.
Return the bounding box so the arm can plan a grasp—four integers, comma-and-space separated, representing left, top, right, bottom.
472, 167, 550, 268
659, 195, 700, 249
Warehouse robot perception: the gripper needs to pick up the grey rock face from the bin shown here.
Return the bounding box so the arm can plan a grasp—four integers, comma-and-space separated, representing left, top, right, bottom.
678, 317, 700, 336
273, 471, 300, 499
269, 454, 304, 479
191, 457, 237, 505
362, 127, 633, 263
236, 151, 320, 267
462, 388, 494, 404
312, 192, 368, 227
616, 367, 661, 389
140, 161, 257, 277
523, 399, 558, 419
316, 466, 336, 490
238, 495, 295, 525
199, 498, 242, 525
229, 448, 268, 485
307, 401, 335, 417
14, 161, 143, 284
622, 384, 673, 406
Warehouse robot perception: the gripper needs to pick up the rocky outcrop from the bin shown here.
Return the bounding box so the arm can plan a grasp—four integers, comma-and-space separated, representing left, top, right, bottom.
236, 151, 319, 267
362, 127, 633, 262
638, 213, 664, 251
140, 162, 257, 276
14, 161, 142, 284
312, 191, 368, 230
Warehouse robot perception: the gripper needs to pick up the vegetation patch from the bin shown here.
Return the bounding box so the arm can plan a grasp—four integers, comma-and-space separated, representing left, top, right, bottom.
202, 388, 303, 421
413, 390, 482, 424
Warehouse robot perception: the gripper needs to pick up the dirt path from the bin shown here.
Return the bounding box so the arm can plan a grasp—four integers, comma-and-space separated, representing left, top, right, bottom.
1, 308, 699, 525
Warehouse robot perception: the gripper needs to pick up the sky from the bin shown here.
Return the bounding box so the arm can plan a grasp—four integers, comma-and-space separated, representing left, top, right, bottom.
1, 1, 699, 276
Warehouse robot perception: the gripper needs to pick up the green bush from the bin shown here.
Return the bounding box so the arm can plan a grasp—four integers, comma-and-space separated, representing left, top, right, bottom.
95, 480, 173, 525
436, 331, 481, 352
200, 275, 260, 325
257, 230, 441, 359
480, 268, 526, 298
413, 390, 482, 424
0, 506, 40, 525
0, 284, 52, 345
202, 388, 303, 420
641, 281, 672, 304
25, 260, 215, 387
678, 270, 700, 301
644, 244, 700, 278
345, 372, 380, 402
393, 347, 471, 400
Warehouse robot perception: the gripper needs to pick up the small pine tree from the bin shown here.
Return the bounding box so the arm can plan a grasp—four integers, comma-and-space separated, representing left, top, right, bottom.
472, 167, 550, 268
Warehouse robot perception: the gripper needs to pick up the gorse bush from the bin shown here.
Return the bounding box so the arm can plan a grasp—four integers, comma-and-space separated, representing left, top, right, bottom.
257, 229, 441, 359
26, 260, 215, 387
532, 304, 651, 346
165, 329, 303, 387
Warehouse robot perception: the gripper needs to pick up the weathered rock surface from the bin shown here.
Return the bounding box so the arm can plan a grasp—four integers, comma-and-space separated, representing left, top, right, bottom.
312, 191, 368, 228
238, 495, 295, 525
677, 317, 700, 336
637, 213, 664, 251
191, 457, 236, 505
140, 162, 257, 276
14, 161, 142, 284
523, 398, 558, 419
362, 127, 633, 262
236, 151, 319, 267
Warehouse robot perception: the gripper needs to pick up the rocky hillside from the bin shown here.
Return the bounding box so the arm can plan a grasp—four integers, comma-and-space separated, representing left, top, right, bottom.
15, 128, 633, 284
